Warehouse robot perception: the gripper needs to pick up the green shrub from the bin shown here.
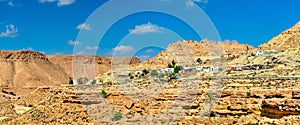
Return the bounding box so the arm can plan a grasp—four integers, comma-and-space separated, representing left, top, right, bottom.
142, 69, 149, 75
91, 79, 97, 84
247, 91, 251, 97
112, 112, 122, 121
197, 58, 203, 64
174, 66, 183, 73
130, 76, 134, 79
100, 90, 108, 98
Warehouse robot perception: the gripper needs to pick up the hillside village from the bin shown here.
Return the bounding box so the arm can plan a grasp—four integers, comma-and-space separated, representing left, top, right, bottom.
1, 21, 300, 124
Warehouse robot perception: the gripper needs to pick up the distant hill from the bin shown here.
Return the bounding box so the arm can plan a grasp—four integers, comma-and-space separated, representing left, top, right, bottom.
136, 40, 253, 69
0, 51, 69, 96
47, 55, 141, 79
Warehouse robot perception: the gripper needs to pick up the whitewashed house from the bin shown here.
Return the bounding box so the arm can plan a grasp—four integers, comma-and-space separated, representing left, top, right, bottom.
253, 51, 264, 56
163, 68, 174, 74
200, 66, 218, 72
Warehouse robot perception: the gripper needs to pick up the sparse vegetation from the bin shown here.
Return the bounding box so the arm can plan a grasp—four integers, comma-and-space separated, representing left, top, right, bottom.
142, 69, 149, 75
247, 91, 251, 97
150, 70, 158, 77
112, 112, 122, 121
158, 73, 165, 78
100, 90, 108, 98
174, 65, 183, 73
197, 58, 203, 64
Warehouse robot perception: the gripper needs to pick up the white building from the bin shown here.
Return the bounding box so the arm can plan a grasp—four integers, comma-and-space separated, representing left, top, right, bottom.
253, 51, 264, 56
199, 66, 218, 72
163, 68, 174, 74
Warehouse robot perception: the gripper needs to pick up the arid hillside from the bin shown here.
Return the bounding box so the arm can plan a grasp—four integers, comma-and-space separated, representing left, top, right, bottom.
0, 51, 70, 96
47, 55, 141, 79
259, 21, 300, 51
230, 21, 300, 67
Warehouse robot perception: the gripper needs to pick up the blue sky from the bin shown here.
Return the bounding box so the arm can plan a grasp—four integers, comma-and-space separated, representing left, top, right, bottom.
1, 0, 300, 60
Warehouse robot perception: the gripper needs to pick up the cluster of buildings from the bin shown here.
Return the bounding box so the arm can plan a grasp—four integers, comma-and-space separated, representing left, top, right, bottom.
252, 50, 279, 57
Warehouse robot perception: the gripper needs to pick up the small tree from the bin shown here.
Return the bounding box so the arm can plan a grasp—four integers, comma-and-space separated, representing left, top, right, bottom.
197, 58, 203, 65
172, 59, 176, 67
167, 63, 173, 68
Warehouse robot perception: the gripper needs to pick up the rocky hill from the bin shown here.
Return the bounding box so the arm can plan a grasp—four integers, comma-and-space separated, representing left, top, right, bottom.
0, 51, 70, 96
138, 40, 253, 69
47, 55, 141, 79
230, 21, 300, 67
259, 21, 300, 51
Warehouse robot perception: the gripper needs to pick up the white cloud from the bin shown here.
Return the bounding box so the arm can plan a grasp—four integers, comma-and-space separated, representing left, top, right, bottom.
38, 0, 75, 7
8, 1, 14, 6
146, 49, 155, 53
76, 23, 91, 30
57, 0, 75, 7
193, 0, 208, 4
1, 0, 15, 7
0, 24, 18, 38
85, 46, 99, 50
129, 22, 163, 34
68, 40, 80, 45
186, 0, 208, 7
186, 0, 195, 7
38, 0, 56, 3
113, 45, 135, 54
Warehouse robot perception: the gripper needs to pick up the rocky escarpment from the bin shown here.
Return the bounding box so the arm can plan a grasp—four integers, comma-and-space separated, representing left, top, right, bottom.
0, 51, 48, 61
